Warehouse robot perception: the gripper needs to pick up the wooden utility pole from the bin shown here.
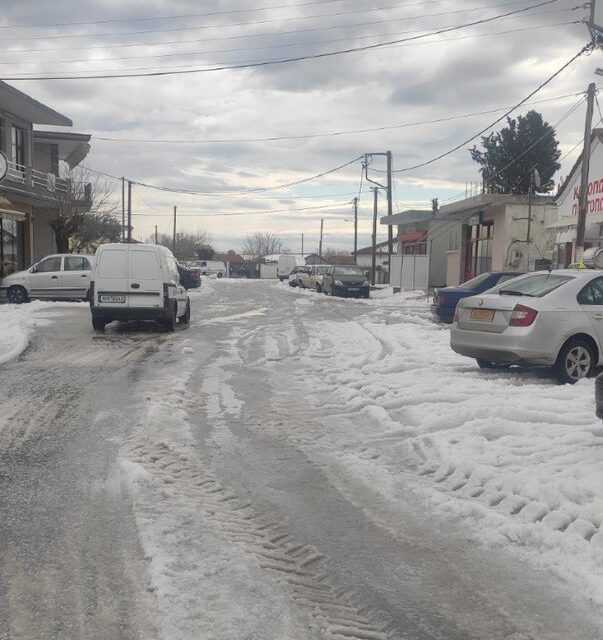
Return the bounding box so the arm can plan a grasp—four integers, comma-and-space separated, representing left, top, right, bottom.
154, 225, 158, 244
319, 218, 324, 258
172, 206, 177, 255
371, 187, 378, 286
353, 196, 358, 263
127, 180, 132, 243
121, 177, 125, 242
576, 82, 596, 263
386, 151, 393, 280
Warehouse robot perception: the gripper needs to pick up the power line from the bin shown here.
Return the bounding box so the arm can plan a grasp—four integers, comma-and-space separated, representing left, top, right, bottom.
12, 19, 578, 77
0, 0, 533, 42
390, 43, 591, 174
2, 16, 576, 68
4, 2, 573, 55
88, 90, 582, 145
0, 0, 364, 30
129, 202, 350, 217
0, 0, 563, 81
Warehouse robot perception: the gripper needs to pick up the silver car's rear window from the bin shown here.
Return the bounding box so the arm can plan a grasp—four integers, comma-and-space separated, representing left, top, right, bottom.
496, 274, 573, 297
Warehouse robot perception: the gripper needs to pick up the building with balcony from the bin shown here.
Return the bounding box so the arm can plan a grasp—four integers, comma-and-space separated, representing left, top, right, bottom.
0, 81, 91, 277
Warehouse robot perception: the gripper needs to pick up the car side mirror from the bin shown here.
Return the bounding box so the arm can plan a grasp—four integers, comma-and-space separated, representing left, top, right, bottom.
30, 265, 38, 273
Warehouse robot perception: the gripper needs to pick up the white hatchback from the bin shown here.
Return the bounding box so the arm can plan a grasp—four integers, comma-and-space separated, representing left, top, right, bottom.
451, 269, 603, 383
0, 254, 94, 303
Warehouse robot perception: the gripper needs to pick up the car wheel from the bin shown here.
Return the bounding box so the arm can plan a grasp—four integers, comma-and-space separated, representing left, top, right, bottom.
92, 316, 107, 332
179, 300, 191, 326
555, 338, 594, 384
217, 272, 223, 278
7, 285, 28, 304
316, 284, 322, 293
164, 303, 178, 332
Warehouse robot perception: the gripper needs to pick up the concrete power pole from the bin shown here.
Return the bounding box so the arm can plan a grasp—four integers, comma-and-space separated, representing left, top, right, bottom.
154, 225, 158, 244
371, 187, 378, 286
576, 82, 596, 263
386, 151, 393, 280
172, 206, 177, 255
319, 218, 324, 259
353, 197, 358, 264
121, 177, 125, 242
301, 232, 304, 258
127, 180, 132, 243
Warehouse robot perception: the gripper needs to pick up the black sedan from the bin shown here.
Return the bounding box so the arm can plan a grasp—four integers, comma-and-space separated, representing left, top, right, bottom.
322, 266, 370, 298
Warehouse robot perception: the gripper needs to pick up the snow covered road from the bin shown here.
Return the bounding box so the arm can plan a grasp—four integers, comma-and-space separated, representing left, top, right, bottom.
0, 280, 602, 639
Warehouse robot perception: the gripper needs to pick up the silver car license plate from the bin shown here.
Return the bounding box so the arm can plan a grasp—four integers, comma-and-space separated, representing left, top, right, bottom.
100, 295, 126, 303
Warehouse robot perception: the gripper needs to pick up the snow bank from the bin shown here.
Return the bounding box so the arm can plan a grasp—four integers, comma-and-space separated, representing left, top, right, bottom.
288, 305, 603, 604
0, 301, 76, 364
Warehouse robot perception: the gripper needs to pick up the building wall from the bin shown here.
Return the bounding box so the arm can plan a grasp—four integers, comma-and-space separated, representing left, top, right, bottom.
428, 219, 458, 288
32, 207, 57, 261
33, 142, 58, 174
446, 251, 461, 286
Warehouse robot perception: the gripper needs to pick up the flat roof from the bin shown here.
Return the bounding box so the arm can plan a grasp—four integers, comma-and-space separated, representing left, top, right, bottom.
380, 209, 432, 226
0, 81, 72, 126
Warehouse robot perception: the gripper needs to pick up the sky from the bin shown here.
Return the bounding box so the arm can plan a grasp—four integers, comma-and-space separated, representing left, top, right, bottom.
1, 0, 598, 254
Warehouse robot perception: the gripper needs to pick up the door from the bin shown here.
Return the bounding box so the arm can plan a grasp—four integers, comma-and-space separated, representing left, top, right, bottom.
29, 255, 63, 298
128, 249, 163, 309
62, 255, 92, 299
577, 276, 603, 361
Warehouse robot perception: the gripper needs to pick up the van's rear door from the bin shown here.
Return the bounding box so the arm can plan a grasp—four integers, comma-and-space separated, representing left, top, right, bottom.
95, 247, 130, 308
128, 248, 163, 309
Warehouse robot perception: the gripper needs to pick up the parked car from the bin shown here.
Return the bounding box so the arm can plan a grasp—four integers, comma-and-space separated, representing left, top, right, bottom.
178, 263, 201, 289
432, 272, 523, 323
195, 260, 225, 278
322, 266, 370, 298
0, 253, 94, 304
288, 266, 311, 287
90, 243, 190, 332
310, 265, 331, 292
450, 269, 603, 383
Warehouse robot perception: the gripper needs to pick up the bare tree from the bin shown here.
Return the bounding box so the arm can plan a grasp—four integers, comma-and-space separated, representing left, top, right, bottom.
50, 167, 118, 253
152, 231, 212, 260
241, 232, 286, 259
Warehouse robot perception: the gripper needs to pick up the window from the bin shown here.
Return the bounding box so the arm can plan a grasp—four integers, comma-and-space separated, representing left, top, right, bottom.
98, 250, 128, 277
64, 256, 91, 271
497, 274, 573, 298
578, 277, 603, 305
36, 256, 62, 273
11, 126, 26, 168
496, 274, 521, 285
464, 221, 493, 280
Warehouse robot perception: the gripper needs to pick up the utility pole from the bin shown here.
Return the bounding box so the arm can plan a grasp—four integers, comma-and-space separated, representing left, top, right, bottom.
371, 187, 378, 286
353, 197, 358, 264
121, 177, 125, 242
172, 206, 177, 255
301, 232, 304, 258
386, 151, 393, 281
127, 180, 132, 243
319, 218, 324, 259
154, 225, 158, 244
576, 82, 596, 264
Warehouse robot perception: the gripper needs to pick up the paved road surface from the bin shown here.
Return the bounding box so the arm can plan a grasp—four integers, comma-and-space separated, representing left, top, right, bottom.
0, 281, 600, 640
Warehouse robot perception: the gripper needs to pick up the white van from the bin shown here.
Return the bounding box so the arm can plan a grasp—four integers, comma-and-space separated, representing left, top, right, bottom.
90, 243, 190, 332
277, 255, 299, 281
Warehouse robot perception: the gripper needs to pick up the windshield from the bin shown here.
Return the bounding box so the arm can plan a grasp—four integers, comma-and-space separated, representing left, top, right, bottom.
458, 273, 492, 290
497, 274, 573, 297
334, 267, 365, 276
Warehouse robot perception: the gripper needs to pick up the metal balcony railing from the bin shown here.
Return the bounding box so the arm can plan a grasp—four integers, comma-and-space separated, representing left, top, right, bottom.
4, 158, 71, 198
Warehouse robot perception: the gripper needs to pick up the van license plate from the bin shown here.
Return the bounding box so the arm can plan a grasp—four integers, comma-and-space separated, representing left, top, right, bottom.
100, 295, 126, 303
470, 308, 494, 322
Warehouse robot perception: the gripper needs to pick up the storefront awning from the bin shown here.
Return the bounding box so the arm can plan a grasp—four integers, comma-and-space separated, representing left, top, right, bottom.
0, 196, 27, 222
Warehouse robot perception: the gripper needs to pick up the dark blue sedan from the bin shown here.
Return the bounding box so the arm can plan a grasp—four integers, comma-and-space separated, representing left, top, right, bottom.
431, 272, 523, 324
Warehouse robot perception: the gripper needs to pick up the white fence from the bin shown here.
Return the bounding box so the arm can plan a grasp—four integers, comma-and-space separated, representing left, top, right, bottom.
390, 254, 429, 290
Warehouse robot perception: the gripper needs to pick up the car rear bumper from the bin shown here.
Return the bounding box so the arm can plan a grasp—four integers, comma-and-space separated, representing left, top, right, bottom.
333, 285, 370, 298
431, 304, 455, 323
450, 326, 555, 365
91, 307, 169, 322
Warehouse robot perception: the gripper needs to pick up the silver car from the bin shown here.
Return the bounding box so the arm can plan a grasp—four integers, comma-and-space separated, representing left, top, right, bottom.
451, 269, 603, 383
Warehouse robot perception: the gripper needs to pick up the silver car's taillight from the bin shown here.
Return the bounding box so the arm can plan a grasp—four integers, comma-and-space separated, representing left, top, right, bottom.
509, 304, 538, 327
